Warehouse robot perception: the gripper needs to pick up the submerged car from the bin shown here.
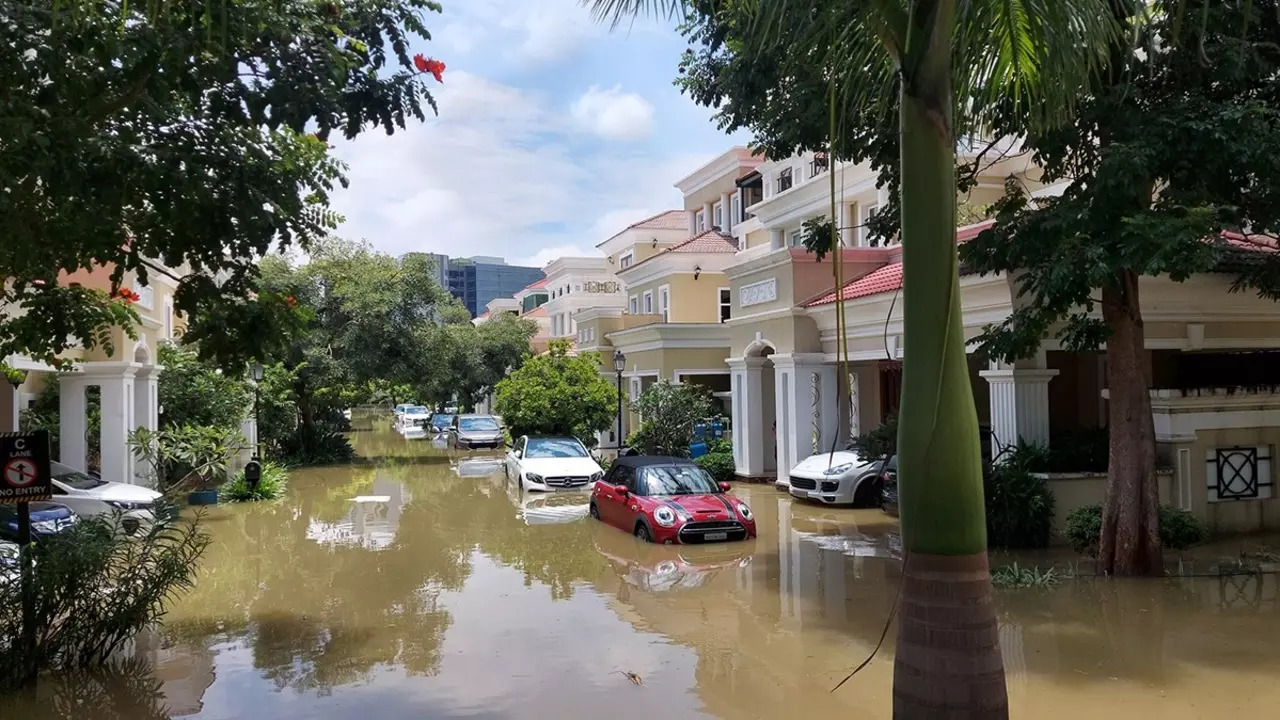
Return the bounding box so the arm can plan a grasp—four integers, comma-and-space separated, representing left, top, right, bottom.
448, 414, 504, 450
505, 435, 604, 492
429, 413, 454, 434
396, 406, 431, 433
590, 456, 756, 544
0, 502, 79, 542
50, 460, 163, 524
787, 451, 894, 507
879, 458, 899, 516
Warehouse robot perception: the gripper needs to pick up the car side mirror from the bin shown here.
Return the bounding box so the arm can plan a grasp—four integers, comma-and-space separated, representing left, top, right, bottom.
718, 481, 732, 493
618, 486, 629, 498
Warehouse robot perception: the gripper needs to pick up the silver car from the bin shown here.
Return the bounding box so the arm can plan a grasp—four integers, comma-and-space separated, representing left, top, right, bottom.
448, 414, 505, 451
787, 451, 894, 507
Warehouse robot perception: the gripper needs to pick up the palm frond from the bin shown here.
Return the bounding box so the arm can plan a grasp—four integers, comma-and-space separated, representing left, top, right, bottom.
583, 0, 686, 31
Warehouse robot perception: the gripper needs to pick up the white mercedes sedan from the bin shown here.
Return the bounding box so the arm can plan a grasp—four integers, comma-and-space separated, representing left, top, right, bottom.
504, 436, 604, 492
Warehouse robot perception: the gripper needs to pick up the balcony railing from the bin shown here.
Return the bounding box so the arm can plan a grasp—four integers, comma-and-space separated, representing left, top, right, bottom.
809, 154, 828, 178
776, 168, 793, 193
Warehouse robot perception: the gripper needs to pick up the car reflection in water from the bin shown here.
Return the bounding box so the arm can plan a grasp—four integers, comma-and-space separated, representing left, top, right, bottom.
455, 457, 505, 477
593, 525, 753, 593
502, 478, 591, 525
305, 476, 411, 550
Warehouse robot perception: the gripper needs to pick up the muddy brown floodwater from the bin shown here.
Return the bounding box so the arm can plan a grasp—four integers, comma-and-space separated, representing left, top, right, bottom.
4, 420, 1280, 719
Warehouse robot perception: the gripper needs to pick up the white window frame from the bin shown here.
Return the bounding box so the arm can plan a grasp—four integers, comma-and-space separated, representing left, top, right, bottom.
619, 251, 634, 269
629, 377, 642, 402
718, 287, 731, 323
629, 295, 638, 314
860, 203, 881, 246
642, 290, 653, 315
658, 284, 670, 322
163, 296, 175, 339
788, 229, 803, 247
731, 195, 742, 224
697, 211, 707, 232
713, 203, 723, 230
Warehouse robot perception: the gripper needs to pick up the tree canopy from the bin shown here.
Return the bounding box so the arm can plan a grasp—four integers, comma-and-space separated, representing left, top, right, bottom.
1, 0, 445, 366
493, 340, 618, 447
627, 379, 715, 457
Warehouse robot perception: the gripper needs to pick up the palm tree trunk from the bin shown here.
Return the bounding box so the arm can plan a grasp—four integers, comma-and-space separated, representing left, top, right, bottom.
893, 2, 1007, 717
1098, 268, 1163, 575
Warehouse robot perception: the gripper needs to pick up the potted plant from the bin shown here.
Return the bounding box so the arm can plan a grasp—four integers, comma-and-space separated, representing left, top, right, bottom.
130, 426, 244, 505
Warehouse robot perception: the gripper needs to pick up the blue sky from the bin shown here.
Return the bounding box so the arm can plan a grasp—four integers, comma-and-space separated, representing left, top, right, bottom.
328, 0, 748, 267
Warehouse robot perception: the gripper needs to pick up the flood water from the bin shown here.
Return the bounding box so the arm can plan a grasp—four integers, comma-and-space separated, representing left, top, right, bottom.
5, 421, 1280, 719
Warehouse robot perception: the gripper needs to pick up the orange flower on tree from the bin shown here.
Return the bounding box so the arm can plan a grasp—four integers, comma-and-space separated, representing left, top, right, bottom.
114, 288, 139, 303
413, 54, 445, 83
285, 296, 298, 308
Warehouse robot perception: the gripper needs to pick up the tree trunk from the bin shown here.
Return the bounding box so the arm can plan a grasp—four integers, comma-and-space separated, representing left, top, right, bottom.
892, 2, 1007, 717
1098, 268, 1163, 575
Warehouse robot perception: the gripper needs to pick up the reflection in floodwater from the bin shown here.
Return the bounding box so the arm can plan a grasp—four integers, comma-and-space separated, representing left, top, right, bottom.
5, 419, 1280, 719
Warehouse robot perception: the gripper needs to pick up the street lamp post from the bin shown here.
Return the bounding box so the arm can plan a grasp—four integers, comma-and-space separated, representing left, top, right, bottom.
250, 363, 264, 460
7, 368, 28, 431
612, 350, 626, 451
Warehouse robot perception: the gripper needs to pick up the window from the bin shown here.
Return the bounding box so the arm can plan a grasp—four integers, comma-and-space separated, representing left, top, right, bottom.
777, 167, 793, 193
719, 288, 731, 323
629, 377, 642, 401
714, 203, 723, 230
731, 195, 742, 225
809, 153, 829, 177
697, 211, 707, 231
658, 285, 670, 322
620, 252, 634, 269
163, 297, 174, 339
642, 291, 653, 314
629, 295, 638, 314
788, 229, 804, 247
860, 203, 881, 246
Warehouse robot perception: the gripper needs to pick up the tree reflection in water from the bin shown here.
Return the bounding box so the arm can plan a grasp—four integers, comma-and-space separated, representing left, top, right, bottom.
0, 658, 171, 720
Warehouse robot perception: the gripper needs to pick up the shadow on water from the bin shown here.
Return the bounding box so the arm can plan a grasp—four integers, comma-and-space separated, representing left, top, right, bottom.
7, 417, 1280, 719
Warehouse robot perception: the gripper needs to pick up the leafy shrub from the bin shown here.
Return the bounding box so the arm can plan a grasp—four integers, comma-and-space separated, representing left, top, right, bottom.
1159, 506, 1208, 549
278, 425, 355, 467
695, 452, 736, 484
156, 344, 251, 432
706, 437, 732, 455
130, 425, 243, 489
851, 413, 897, 458
991, 563, 1069, 589
0, 514, 209, 688
985, 441, 1056, 549
628, 380, 715, 457
1065, 503, 1208, 557
222, 461, 290, 502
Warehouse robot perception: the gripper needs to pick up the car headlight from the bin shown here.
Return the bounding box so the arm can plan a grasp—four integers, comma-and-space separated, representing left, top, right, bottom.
653, 506, 676, 527
822, 463, 854, 476
525, 473, 543, 483
736, 503, 753, 521
590, 472, 603, 482
33, 520, 58, 533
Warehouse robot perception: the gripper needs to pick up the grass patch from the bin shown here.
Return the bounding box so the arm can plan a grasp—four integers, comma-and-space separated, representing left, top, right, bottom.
991, 563, 1071, 589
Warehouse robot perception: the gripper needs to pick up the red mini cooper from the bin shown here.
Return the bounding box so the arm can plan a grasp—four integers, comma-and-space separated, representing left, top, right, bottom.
589, 455, 756, 544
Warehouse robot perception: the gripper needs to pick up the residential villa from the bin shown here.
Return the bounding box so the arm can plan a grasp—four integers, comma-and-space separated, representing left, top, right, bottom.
2, 263, 186, 486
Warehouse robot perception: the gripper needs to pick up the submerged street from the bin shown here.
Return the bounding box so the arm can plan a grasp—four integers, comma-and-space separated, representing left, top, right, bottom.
5, 419, 1280, 719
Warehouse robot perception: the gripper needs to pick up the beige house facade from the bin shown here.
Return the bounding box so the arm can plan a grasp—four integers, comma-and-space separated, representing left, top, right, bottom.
3, 263, 188, 486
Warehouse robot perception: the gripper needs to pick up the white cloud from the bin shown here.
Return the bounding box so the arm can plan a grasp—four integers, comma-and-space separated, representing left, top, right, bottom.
328, 73, 711, 263
433, 0, 599, 63
571, 86, 654, 141
517, 244, 596, 268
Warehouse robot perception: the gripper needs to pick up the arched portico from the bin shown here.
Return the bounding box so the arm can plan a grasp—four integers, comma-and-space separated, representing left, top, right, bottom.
729, 338, 778, 480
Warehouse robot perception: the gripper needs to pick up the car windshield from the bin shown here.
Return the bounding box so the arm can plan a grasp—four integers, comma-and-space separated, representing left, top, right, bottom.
53, 466, 106, 490
460, 417, 499, 432
525, 438, 587, 458
430, 414, 452, 425
406, 406, 429, 416
640, 465, 720, 496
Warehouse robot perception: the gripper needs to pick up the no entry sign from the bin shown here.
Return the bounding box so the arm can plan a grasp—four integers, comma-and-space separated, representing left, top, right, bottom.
0, 431, 52, 505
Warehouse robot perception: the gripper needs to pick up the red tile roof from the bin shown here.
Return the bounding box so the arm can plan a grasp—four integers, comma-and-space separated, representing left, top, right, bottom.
524, 305, 547, 317
597, 210, 688, 248
622, 230, 737, 273
805, 263, 903, 306
522, 278, 548, 291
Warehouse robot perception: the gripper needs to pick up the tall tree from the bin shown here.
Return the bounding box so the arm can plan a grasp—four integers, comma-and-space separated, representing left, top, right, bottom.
588, 1, 1121, 716
1, 0, 444, 366
961, 1, 1280, 575
493, 340, 618, 446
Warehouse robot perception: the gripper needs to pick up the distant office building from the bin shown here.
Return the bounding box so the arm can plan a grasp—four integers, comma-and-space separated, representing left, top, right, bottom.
425, 253, 450, 290
443, 256, 544, 317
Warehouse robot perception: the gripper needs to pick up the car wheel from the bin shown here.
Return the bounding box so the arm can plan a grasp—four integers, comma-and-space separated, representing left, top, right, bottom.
589, 503, 600, 520
853, 477, 882, 508
634, 523, 651, 542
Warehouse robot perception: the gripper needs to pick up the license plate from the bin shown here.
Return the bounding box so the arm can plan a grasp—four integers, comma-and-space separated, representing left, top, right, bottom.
704, 532, 728, 541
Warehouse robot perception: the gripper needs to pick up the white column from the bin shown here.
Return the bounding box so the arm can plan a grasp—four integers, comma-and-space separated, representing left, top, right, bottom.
686, 209, 697, 235
729, 358, 766, 477
98, 370, 138, 482
132, 367, 160, 484
839, 203, 854, 247
702, 201, 713, 231
773, 355, 837, 486
59, 374, 89, 471
719, 192, 732, 231
979, 361, 1058, 457
769, 229, 785, 250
